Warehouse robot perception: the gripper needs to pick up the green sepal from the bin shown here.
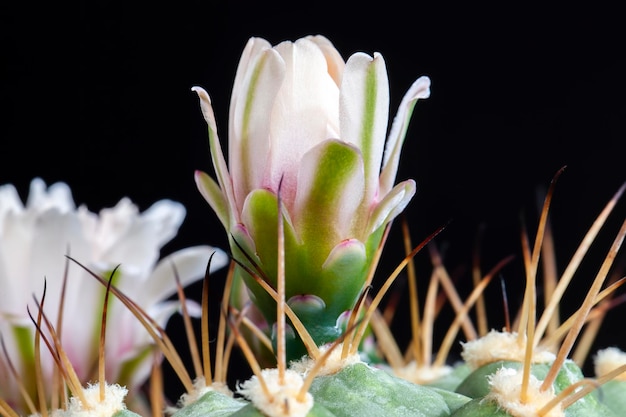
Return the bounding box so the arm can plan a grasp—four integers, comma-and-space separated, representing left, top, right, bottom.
309, 361, 470, 417
295, 140, 364, 254
196, 170, 230, 229
169, 390, 247, 417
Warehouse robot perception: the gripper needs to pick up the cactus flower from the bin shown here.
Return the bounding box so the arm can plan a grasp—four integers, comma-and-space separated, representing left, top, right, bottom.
0, 178, 229, 413
193, 35, 430, 359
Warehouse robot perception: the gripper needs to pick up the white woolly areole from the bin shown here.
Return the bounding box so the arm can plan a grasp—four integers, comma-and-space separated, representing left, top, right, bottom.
176, 377, 233, 407
46, 383, 128, 417
237, 369, 313, 417
393, 360, 453, 385
461, 330, 556, 369
486, 367, 564, 417
594, 347, 626, 380
289, 343, 362, 377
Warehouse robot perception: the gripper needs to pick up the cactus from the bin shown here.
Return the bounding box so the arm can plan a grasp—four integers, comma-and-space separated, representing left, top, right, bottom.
2, 35, 626, 417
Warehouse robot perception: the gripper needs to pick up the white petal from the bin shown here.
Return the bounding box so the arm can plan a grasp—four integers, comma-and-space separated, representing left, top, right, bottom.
229, 47, 285, 211
26, 177, 76, 213
86, 198, 184, 272
130, 245, 229, 307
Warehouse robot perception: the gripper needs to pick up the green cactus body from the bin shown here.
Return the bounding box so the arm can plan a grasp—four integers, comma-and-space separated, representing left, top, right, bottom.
170, 390, 248, 417
593, 380, 626, 417
228, 402, 337, 417
307, 361, 471, 417
424, 362, 473, 392
112, 411, 144, 417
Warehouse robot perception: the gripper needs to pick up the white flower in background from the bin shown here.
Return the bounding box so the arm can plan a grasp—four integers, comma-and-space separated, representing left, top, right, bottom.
0, 178, 229, 413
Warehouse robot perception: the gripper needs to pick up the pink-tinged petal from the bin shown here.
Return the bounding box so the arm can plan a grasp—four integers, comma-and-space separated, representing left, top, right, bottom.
195, 170, 229, 228
192, 86, 238, 225
380, 76, 431, 195
294, 140, 364, 249
267, 38, 341, 208
229, 47, 285, 212
305, 35, 346, 86
367, 179, 417, 236
340, 52, 390, 206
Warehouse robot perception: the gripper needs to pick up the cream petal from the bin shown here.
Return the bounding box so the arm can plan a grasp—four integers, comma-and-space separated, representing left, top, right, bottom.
267, 37, 341, 208
380, 76, 431, 195
339, 51, 390, 206
305, 34, 346, 86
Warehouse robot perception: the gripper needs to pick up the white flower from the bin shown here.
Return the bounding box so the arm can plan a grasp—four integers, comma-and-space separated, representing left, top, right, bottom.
0, 178, 229, 413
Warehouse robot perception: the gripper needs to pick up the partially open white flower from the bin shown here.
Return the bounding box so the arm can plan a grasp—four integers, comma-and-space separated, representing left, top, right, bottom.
194, 35, 430, 360
0, 178, 229, 413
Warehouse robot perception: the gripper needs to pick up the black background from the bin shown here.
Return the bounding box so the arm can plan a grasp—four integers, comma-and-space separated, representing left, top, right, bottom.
3, 0, 626, 404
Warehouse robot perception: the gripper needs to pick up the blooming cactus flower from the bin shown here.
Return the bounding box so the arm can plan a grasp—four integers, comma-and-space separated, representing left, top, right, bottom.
194, 35, 430, 358
0, 178, 229, 413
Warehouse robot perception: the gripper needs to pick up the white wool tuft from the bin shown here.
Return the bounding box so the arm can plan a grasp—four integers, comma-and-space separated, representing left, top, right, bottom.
176, 377, 233, 407
46, 383, 128, 417
237, 369, 313, 417
461, 329, 555, 369
486, 367, 564, 417
289, 342, 361, 377
594, 347, 626, 380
